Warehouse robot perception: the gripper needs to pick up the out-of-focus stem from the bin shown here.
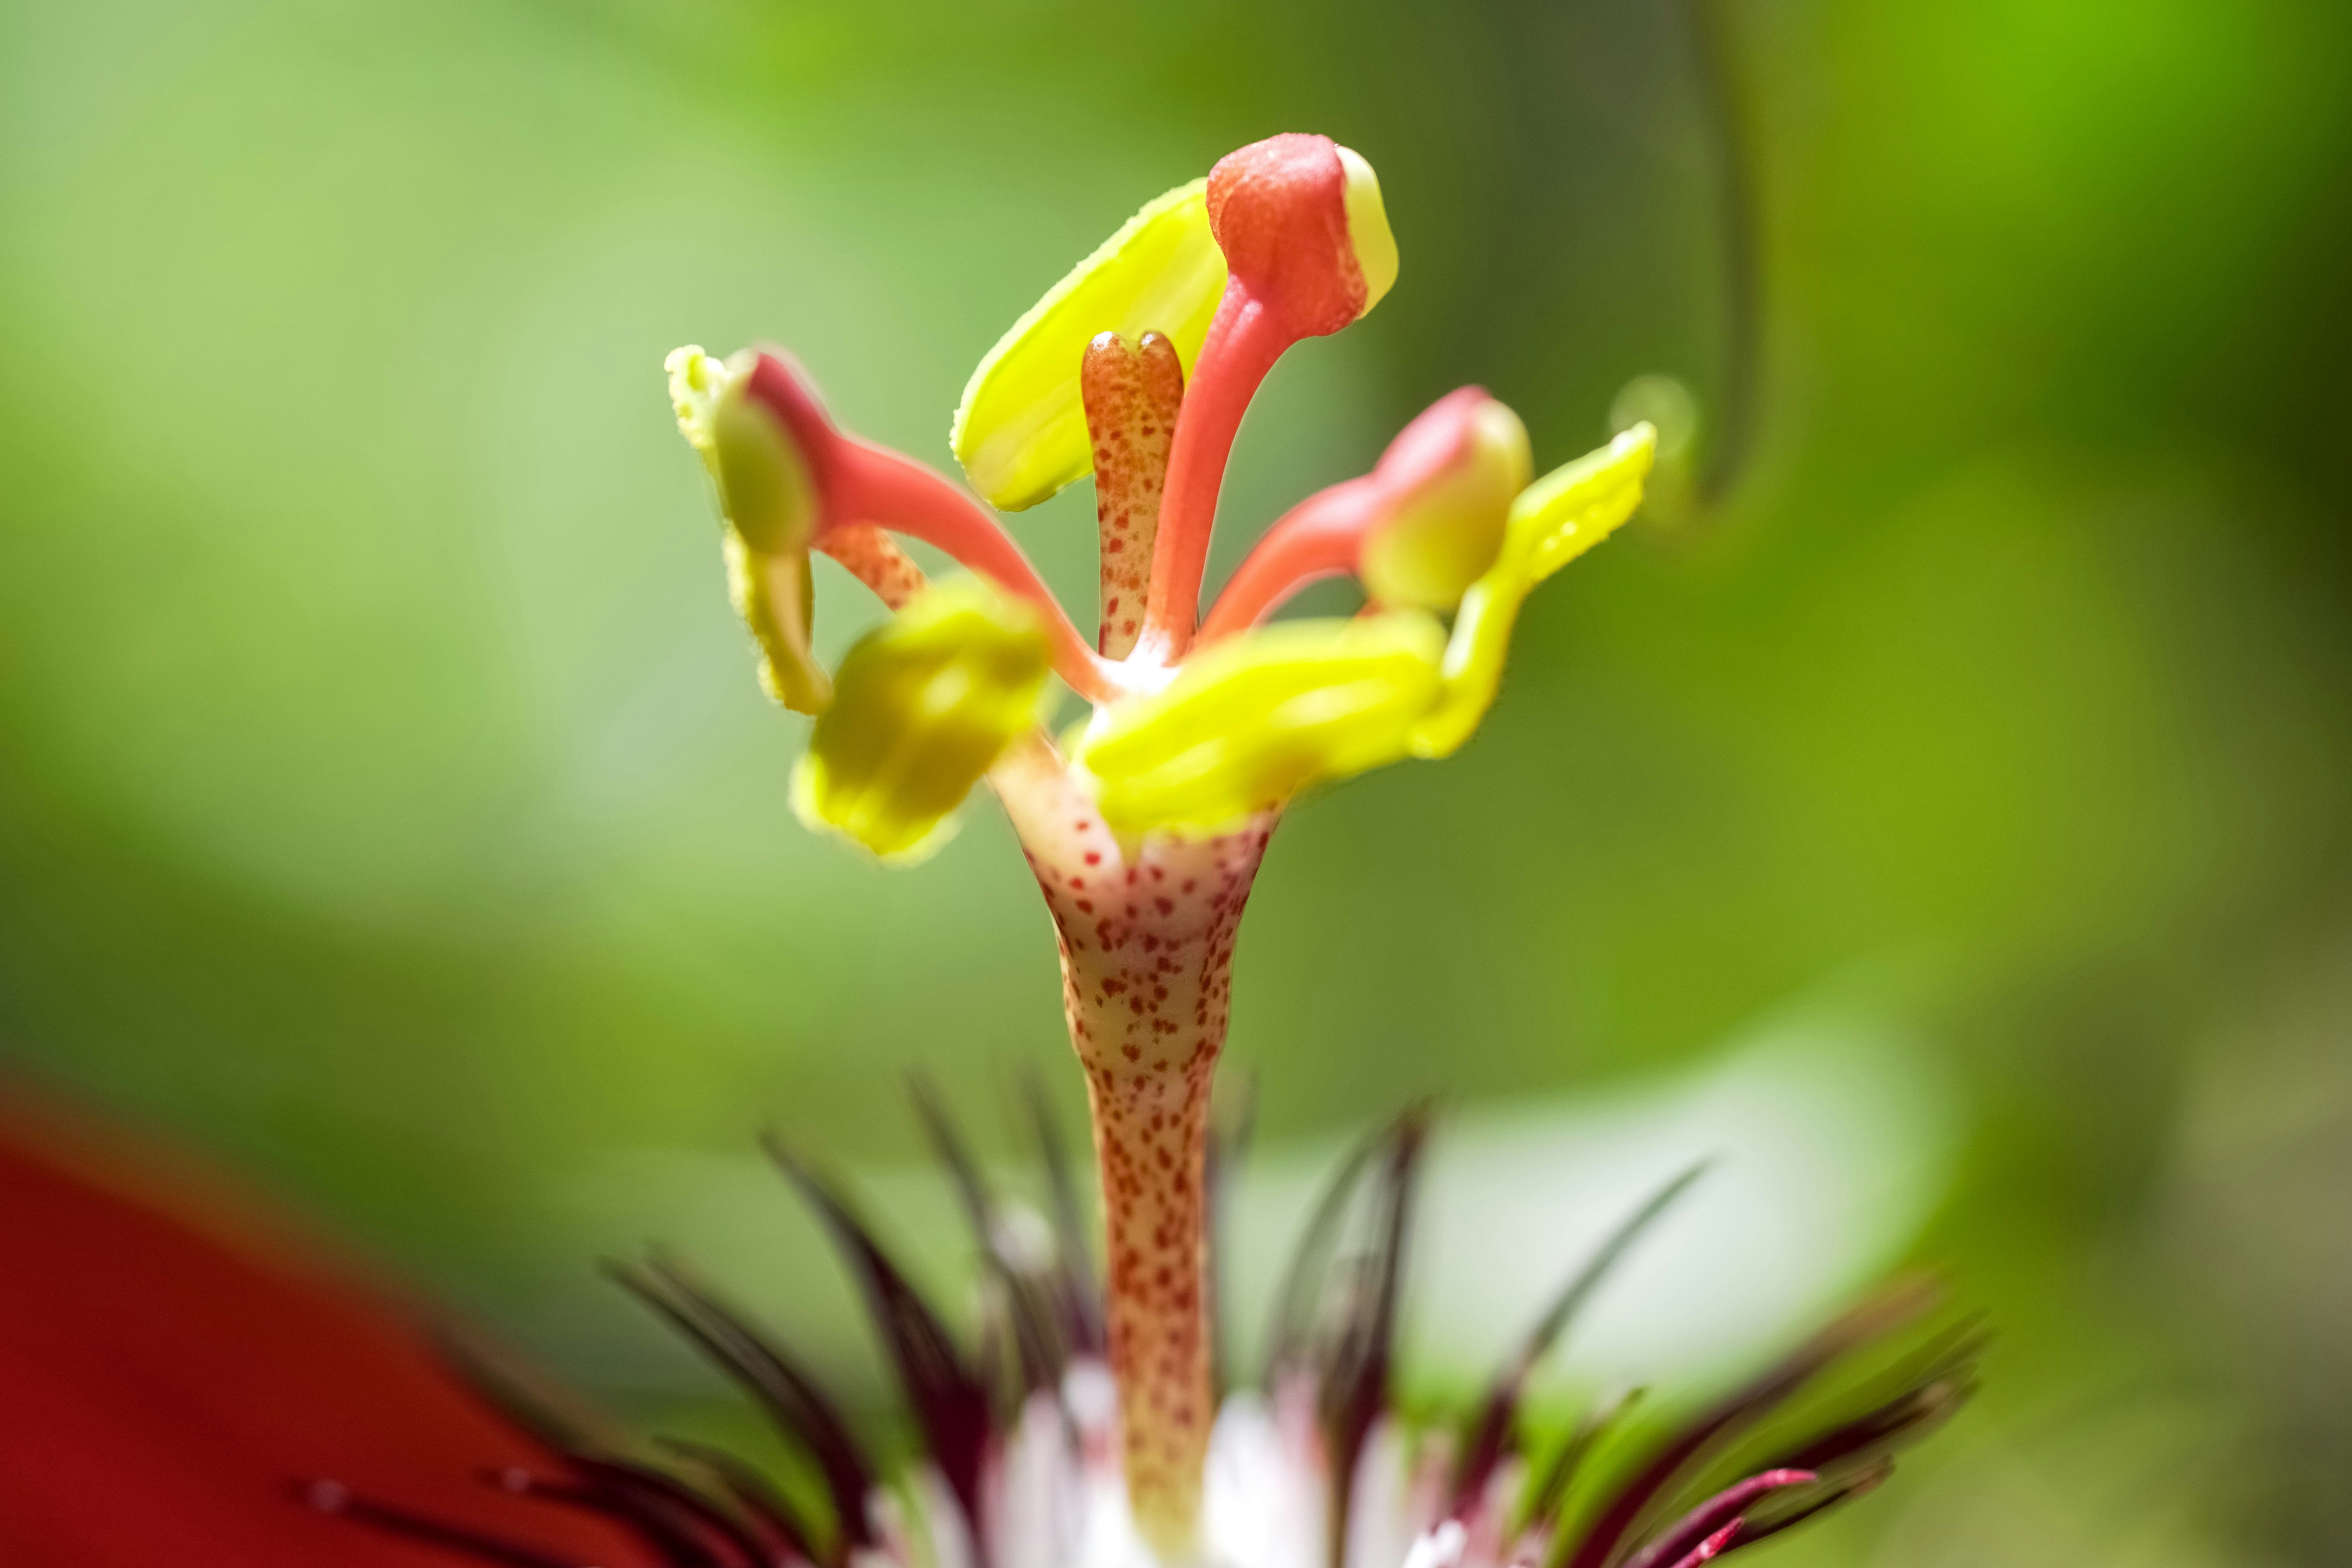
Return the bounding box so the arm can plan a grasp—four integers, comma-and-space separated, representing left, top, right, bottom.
990, 737, 1273, 1560
1691, 0, 1762, 509
1136, 290, 1291, 665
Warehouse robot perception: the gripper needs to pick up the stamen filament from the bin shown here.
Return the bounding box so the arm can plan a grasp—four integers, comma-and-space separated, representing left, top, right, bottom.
1193, 476, 1381, 644
832, 441, 1127, 702
1136, 289, 1293, 662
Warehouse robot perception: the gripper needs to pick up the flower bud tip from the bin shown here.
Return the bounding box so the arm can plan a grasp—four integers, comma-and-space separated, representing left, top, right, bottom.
1361, 393, 1530, 611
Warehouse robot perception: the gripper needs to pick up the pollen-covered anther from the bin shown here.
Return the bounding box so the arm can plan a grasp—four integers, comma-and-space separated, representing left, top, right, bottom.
1411, 421, 1658, 759
725, 530, 829, 713
1073, 612, 1448, 836
668, 345, 845, 713
952, 181, 1227, 512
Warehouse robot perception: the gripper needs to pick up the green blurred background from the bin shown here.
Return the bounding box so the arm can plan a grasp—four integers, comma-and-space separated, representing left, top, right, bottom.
5, 0, 2350, 1562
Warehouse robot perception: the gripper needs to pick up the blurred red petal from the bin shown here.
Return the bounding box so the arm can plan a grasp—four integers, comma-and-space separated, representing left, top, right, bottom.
0, 1086, 639, 1568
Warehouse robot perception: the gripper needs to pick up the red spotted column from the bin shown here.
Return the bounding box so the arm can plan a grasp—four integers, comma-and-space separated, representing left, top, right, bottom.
993, 739, 1271, 1557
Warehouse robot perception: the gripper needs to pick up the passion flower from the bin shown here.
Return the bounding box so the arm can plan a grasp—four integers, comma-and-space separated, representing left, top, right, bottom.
306, 133, 1969, 1568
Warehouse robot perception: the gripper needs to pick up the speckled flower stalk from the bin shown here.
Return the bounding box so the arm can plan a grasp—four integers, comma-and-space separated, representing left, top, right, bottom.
997, 734, 1269, 1548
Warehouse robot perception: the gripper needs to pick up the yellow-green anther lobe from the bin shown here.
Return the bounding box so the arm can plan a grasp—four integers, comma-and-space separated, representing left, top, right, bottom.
672, 345, 835, 713
952, 181, 1227, 512
710, 366, 819, 557
1336, 144, 1399, 317
725, 533, 831, 714
1412, 422, 1656, 758
1075, 612, 1446, 836
791, 579, 1052, 863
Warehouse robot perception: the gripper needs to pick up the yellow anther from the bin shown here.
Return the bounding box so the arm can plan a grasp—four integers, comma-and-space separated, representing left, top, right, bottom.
671, 344, 831, 711
952, 180, 1228, 512
1336, 145, 1398, 317
724, 532, 830, 714
1412, 422, 1656, 758
1075, 612, 1447, 836
791, 579, 1053, 863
